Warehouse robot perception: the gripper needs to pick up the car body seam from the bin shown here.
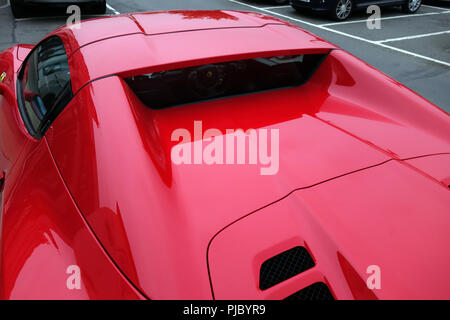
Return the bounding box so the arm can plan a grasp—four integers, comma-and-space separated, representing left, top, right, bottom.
205, 150, 450, 298
67, 22, 287, 60
43, 136, 150, 300
206, 157, 393, 299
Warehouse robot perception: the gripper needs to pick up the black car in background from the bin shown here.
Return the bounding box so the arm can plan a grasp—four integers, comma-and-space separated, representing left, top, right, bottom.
10, 0, 107, 17
271, 0, 290, 4
291, 0, 421, 20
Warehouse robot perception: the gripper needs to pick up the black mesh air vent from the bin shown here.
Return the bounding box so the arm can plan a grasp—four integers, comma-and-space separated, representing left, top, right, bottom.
284, 282, 335, 301
259, 246, 315, 290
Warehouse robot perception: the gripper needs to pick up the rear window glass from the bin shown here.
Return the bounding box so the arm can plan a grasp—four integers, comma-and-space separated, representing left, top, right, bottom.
125, 54, 325, 109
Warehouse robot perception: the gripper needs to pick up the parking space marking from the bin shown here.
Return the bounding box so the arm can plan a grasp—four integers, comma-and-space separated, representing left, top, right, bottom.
229, 0, 325, 28
106, 3, 120, 15
376, 30, 450, 43
261, 5, 292, 10
0, 0, 9, 9
228, 0, 450, 67
422, 4, 450, 10
320, 11, 444, 26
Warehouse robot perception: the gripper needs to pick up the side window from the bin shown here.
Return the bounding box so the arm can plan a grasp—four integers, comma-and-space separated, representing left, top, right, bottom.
18, 36, 72, 138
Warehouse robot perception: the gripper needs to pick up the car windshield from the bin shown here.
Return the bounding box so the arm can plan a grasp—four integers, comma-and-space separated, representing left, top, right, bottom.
125, 54, 325, 109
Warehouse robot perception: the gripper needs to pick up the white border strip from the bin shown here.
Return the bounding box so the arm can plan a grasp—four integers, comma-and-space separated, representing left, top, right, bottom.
227, 0, 450, 67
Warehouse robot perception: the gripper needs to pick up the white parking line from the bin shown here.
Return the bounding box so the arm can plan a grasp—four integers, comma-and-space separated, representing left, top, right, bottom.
320, 11, 444, 26
261, 5, 292, 10
376, 30, 450, 43
0, 0, 10, 10
422, 4, 450, 11
229, 0, 324, 28
106, 3, 120, 15
227, 0, 450, 67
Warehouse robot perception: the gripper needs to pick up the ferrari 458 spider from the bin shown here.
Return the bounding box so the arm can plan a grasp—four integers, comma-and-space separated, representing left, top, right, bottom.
0, 10, 449, 300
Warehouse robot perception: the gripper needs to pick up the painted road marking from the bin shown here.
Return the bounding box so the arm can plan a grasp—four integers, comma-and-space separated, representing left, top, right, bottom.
320, 11, 445, 26
106, 3, 120, 15
376, 30, 450, 43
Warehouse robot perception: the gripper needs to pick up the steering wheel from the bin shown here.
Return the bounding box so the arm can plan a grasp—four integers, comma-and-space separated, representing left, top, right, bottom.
187, 64, 227, 99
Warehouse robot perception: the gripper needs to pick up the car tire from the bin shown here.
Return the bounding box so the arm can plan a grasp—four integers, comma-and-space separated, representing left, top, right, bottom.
91, 0, 107, 14
329, 0, 352, 20
10, 1, 27, 18
401, 0, 421, 13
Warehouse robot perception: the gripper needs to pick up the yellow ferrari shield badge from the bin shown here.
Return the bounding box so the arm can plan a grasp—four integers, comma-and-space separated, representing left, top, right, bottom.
0, 72, 6, 83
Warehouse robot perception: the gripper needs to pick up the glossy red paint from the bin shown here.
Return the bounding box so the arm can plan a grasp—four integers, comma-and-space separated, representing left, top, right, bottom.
209, 160, 450, 299
16, 45, 33, 62
314, 50, 450, 159
0, 41, 144, 300
0, 10, 449, 300
0, 46, 30, 174
67, 27, 335, 93
405, 154, 450, 188
45, 75, 391, 299
0, 138, 143, 299
54, 10, 290, 55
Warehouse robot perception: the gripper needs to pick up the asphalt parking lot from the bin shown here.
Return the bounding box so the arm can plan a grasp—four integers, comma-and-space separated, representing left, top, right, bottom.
0, 0, 449, 111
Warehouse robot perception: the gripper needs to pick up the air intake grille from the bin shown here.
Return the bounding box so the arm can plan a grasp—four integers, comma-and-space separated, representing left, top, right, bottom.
284, 282, 335, 301
259, 246, 315, 290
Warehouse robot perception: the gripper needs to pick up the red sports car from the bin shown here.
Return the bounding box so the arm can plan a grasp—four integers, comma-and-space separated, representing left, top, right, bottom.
0, 10, 449, 300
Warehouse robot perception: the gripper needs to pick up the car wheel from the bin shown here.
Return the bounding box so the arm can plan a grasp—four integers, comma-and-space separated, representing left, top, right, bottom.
91, 0, 106, 14
330, 0, 352, 20
272, 0, 290, 4
402, 0, 421, 13
10, 1, 27, 18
